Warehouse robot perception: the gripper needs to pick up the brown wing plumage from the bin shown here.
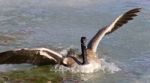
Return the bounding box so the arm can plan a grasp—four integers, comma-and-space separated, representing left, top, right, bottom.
106, 8, 141, 34
0, 48, 63, 65
87, 8, 141, 52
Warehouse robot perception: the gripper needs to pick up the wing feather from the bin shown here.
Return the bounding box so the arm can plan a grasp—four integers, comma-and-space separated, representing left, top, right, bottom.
0, 48, 63, 65
87, 8, 141, 52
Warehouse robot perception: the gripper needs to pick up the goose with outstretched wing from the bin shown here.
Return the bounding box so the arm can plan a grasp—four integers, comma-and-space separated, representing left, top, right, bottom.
0, 8, 141, 67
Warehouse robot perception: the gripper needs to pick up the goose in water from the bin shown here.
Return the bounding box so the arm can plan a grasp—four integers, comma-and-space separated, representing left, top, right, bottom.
0, 8, 141, 67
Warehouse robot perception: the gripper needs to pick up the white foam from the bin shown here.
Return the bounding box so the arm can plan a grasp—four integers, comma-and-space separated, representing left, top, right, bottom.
100, 59, 121, 73
53, 47, 121, 73
53, 58, 121, 74
59, 49, 68, 56
59, 46, 77, 56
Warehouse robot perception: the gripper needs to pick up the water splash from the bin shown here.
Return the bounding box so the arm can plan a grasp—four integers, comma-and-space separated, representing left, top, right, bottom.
100, 59, 121, 73
56, 48, 121, 73
59, 46, 80, 56
54, 58, 121, 74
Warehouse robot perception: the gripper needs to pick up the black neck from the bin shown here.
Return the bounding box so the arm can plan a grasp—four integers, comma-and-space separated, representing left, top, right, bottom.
81, 37, 88, 65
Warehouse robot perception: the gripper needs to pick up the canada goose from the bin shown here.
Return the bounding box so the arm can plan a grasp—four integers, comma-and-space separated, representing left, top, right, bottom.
0, 8, 141, 67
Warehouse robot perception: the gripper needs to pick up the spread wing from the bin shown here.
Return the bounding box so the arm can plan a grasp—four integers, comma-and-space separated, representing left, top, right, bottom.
0, 48, 63, 65
87, 8, 141, 52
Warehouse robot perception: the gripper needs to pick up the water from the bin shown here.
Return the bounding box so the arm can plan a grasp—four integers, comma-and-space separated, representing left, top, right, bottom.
0, 0, 150, 83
